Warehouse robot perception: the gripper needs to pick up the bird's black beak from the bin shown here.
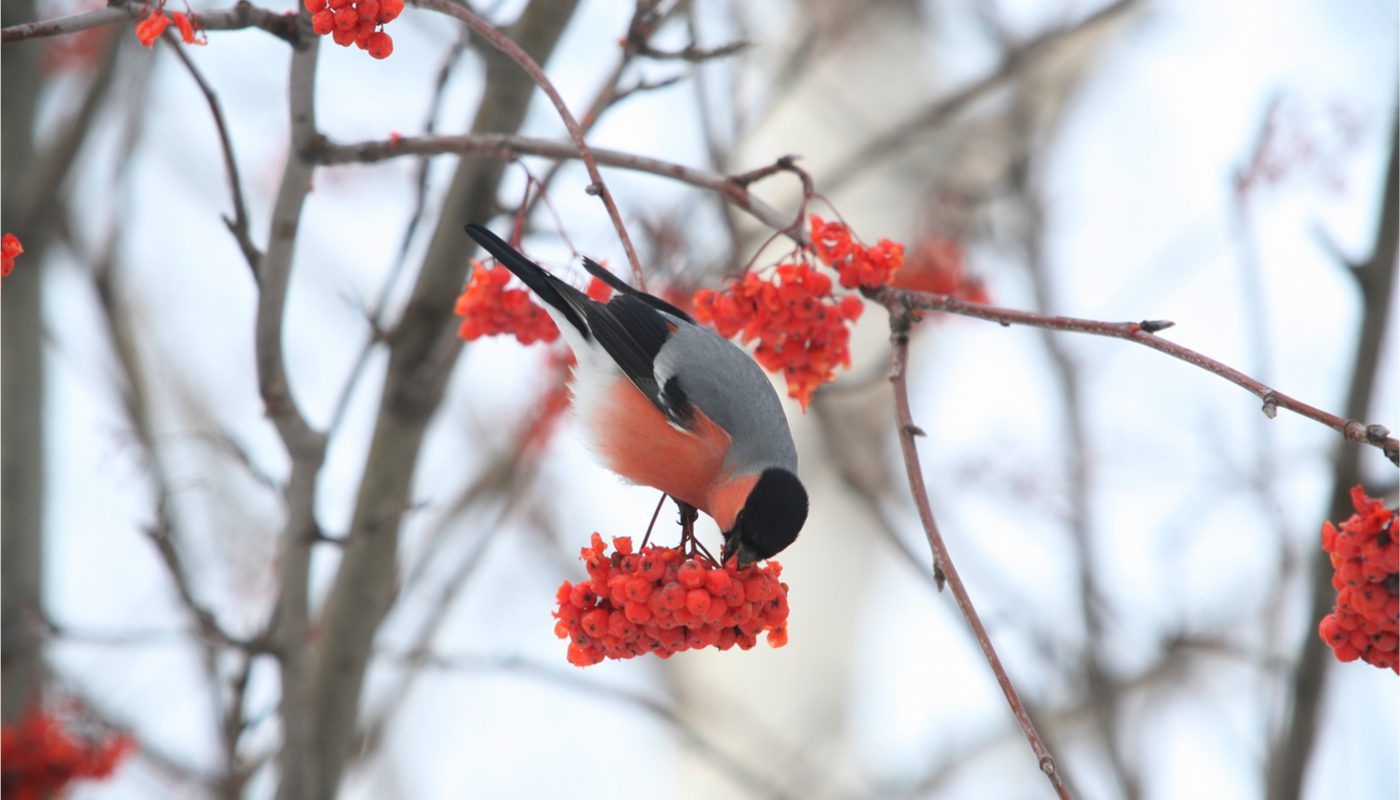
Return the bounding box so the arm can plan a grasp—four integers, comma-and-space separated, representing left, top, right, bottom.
721, 528, 761, 568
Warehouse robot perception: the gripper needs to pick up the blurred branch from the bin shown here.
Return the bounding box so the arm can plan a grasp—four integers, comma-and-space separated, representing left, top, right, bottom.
307, 4, 581, 796
316, 133, 799, 241
1, 0, 47, 725
10, 24, 121, 235
1014, 144, 1137, 797
0, 1, 301, 46
898, 634, 1245, 799
634, 38, 749, 62
824, 0, 1141, 192
258, 15, 326, 800
869, 287, 1400, 465
401, 650, 800, 800
1266, 107, 1399, 800
162, 30, 261, 270
418, 0, 646, 283
885, 304, 1069, 798
88, 235, 256, 799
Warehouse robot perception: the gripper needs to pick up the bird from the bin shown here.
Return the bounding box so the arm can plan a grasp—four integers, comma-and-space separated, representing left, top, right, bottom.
464, 223, 808, 566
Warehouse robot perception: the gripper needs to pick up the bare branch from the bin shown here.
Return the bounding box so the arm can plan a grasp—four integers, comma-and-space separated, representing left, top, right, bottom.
634, 38, 750, 62
885, 305, 1070, 798
258, 15, 326, 800
1, 1, 301, 46
162, 30, 261, 270
315, 132, 798, 240
417, 0, 648, 284
870, 287, 1400, 466
398, 650, 801, 800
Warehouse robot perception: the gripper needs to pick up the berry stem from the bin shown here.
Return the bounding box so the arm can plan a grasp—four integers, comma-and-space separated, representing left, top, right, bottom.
641, 493, 667, 550
888, 318, 1072, 799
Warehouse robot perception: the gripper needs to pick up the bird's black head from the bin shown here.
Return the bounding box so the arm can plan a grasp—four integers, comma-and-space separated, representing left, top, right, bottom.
722, 468, 808, 567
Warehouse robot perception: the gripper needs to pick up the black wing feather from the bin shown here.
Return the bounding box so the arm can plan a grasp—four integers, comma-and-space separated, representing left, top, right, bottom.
585, 296, 695, 427
582, 257, 695, 323
464, 223, 588, 335
463, 224, 695, 427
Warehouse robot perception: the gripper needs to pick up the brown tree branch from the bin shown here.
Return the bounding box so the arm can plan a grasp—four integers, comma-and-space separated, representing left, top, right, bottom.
868, 287, 1400, 466
321, 124, 1396, 467
886, 304, 1070, 798
315, 132, 798, 240
257, 14, 327, 800
0, 1, 301, 46
1266, 107, 1399, 800
162, 30, 261, 270
306, 5, 582, 797
1, 0, 48, 726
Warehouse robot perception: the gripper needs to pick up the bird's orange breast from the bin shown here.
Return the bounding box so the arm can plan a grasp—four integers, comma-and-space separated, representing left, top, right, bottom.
592, 377, 731, 516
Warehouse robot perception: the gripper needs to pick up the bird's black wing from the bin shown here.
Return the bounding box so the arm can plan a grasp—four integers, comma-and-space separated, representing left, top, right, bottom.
582, 257, 695, 324
583, 295, 693, 426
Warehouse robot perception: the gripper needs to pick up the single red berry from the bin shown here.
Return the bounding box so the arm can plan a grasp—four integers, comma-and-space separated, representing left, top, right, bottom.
378, 0, 404, 21
311, 9, 336, 35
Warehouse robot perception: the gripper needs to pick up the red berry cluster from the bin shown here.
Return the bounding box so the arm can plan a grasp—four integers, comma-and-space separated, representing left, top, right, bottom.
809, 214, 904, 290
305, 0, 402, 59
693, 263, 863, 409
454, 260, 615, 347
891, 233, 989, 305
133, 3, 205, 48
553, 534, 790, 667
454, 262, 561, 345
1, 709, 135, 800
1318, 485, 1399, 672
2, 233, 22, 278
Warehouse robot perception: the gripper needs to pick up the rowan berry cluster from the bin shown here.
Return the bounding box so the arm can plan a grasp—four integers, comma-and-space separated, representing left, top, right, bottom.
305, 0, 403, 59
453, 260, 613, 346
454, 262, 560, 345
809, 214, 905, 290
553, 533, 790, 667
134, 4, 206, 47
1, 709, 135, 800
693, 263, 863, 409
1318, 486, 1399, 672
2, 233, 22, 278
891, 233, 989, 304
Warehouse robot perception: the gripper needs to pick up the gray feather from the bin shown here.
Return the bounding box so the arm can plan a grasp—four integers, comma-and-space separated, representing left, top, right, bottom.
653, 322, 797, 475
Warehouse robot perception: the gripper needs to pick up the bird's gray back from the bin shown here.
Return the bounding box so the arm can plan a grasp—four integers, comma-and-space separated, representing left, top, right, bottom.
654, 322, 797, 475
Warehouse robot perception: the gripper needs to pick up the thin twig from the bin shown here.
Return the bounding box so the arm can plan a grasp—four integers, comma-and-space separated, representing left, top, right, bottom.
823, 0, 1141, 192
635, 38, 750, 62
162, 30, 261, 270
401, 650, 801, 800
870, 287, 1400, 465
315, 132, 799, 241
416, 0, 648, 285
518, 0, 674, 228
0, 1, 301, 46
886, 305, 1070, 798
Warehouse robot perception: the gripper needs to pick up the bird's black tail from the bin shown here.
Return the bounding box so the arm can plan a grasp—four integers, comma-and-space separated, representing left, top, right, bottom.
464, 224, 588, 335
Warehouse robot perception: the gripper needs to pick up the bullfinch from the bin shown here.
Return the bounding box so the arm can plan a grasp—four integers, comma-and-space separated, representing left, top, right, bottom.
465, 224, 809, 565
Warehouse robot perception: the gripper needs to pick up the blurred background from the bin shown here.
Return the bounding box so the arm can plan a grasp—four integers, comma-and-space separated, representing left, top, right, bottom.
2, 0, 1396, 798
